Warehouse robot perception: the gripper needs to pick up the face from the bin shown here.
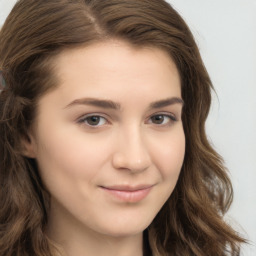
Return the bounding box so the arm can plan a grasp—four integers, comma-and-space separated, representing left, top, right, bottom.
28, 40, 185, 238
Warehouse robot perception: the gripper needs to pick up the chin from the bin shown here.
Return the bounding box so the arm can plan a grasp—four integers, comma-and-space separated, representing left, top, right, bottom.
96, 218, 152, 238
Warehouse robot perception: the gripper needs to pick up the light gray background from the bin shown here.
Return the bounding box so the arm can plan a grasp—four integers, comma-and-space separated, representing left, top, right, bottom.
1, 0, 255, 255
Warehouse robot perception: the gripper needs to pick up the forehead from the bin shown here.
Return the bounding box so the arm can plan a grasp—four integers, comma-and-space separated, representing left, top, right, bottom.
40, 40, 181, 109
54, 40, 179, 82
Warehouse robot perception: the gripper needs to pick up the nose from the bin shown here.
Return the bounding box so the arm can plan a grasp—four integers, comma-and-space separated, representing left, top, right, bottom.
112, 126, 151, 174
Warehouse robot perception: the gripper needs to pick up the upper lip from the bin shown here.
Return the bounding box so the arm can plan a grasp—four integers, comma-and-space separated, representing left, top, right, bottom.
100, 184, 154, 192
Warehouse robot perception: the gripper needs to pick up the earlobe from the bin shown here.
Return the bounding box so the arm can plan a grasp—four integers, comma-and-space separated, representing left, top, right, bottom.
20, 134, 37, 158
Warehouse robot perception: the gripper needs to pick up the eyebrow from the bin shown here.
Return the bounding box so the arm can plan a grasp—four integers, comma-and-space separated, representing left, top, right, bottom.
64, 97, 184, 110
65, 98, 121, 110
149, 97, 184, 109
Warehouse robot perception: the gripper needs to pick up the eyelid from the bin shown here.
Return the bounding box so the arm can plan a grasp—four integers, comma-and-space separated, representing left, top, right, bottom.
77, 113, 110, 127
148, 111, 177, 120
75, 111, 180, 128
146, 112, 178, 125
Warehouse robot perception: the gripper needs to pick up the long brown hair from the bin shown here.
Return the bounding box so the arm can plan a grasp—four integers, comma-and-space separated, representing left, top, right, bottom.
0, 0, 245, 255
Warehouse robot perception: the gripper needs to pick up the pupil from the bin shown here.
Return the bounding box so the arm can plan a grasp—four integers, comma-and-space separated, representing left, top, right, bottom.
88, 116, 100, 125
153, 115, 164, 124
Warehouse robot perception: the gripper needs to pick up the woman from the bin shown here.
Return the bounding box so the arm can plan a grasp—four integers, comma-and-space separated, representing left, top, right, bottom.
0, 0, 245, 255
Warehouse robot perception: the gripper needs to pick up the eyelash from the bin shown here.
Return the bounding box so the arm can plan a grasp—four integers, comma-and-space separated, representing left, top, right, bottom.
77, 113, 177, 128
148, 113, 177, 126
77, 114, 109, 127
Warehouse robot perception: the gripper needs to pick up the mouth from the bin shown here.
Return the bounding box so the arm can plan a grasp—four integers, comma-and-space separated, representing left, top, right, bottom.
99, 184, 153, 203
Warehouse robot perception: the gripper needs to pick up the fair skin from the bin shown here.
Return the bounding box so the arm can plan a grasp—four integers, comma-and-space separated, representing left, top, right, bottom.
24, 40, 185, 256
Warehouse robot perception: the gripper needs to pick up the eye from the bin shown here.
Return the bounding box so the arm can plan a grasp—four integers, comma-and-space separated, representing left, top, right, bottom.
149, 114, 177, 125
78, 115, 108, 127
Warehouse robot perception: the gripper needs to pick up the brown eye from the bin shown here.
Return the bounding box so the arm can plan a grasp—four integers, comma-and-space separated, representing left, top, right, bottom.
151, 115, 165, 124
78, 115, 107, 126
149, 114, 176, 125
87, 116, 101, 125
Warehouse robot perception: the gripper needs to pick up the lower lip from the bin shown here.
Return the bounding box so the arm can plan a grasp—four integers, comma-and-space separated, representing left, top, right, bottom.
101, 187, 152, 203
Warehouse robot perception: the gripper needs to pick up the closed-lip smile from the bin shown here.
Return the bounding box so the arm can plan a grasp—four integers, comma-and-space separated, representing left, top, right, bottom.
100, 184, 154, 202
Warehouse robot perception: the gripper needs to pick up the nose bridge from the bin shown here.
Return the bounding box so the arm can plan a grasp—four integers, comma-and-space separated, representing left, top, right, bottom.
112, 123, 151, 172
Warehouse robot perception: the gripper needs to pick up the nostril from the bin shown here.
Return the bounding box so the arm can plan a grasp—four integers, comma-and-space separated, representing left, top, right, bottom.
112, 131, 151, 172
112, 151, 151, 173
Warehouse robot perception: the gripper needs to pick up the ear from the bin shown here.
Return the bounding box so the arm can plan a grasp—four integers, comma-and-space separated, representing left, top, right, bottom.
20, 133, 37, 159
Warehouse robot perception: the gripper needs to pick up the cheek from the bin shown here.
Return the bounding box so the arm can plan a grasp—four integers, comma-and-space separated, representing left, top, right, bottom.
34, 126, 112, 191
144, 128, 185, 218
151, 128, 185, 179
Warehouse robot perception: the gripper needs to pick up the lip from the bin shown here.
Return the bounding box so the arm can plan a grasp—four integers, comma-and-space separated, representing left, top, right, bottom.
100, 184, 153, 203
